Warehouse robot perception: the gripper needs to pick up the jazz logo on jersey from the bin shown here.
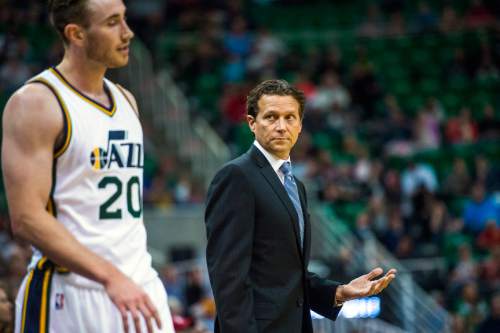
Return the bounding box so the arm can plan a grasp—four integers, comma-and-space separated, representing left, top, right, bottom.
55, 293, 64, 310
90, 130, 143, 170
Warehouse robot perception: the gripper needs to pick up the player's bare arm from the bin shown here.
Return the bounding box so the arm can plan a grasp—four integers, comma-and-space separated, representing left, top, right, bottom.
2, 83, 160, 333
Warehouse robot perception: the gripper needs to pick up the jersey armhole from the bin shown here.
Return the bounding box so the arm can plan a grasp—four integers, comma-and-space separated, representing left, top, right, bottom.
115, 83, 139, 117
26, 79, 72, 158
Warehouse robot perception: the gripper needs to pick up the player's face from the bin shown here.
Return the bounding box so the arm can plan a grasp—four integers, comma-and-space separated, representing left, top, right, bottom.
248, 95, 302, 159
83, 0, 134, 68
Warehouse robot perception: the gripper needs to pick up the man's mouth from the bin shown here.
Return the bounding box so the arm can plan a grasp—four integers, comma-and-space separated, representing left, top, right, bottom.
118, 45, 129, 53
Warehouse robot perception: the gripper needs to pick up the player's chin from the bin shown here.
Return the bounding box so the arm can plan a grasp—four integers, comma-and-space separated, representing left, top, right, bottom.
108, 57, 129, 69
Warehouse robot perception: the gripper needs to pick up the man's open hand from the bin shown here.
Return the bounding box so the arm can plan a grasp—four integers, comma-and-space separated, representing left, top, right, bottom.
336, 267, 397, 304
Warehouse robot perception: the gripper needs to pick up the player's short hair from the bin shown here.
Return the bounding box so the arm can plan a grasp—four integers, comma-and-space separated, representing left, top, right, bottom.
48, 0, 91, 45
246, 79, 305, 119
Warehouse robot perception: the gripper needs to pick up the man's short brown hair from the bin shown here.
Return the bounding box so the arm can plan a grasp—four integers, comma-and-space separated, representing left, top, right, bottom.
48, 0, 91, 44
246, 80, 306, 119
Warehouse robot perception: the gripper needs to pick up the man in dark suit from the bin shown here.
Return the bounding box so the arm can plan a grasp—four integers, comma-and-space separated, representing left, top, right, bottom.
205, 80, 396, 333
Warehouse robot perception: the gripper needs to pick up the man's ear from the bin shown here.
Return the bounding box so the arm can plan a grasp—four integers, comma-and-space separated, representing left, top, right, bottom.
247, 115, 256, 133
64, 23, 85, 46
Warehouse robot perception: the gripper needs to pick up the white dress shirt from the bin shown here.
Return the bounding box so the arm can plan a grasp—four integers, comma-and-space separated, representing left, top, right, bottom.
253, 140, 291, 185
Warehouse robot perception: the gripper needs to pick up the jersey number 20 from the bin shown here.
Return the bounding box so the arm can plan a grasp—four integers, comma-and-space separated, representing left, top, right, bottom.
98, 176, 142, 219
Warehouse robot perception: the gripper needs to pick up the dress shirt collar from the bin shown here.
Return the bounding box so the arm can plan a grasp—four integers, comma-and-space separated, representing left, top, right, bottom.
253, 140, 291, 176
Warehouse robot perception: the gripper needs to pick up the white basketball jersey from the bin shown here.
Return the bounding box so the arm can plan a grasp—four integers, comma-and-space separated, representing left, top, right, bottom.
27, 68, 157, 288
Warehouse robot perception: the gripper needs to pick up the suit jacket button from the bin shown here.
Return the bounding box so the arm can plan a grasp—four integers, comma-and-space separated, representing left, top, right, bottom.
296, 298, 303, 307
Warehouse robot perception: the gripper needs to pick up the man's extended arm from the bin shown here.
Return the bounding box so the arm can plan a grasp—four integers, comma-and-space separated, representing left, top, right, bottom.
205, 164, 258, 333
1, 84, 160, 333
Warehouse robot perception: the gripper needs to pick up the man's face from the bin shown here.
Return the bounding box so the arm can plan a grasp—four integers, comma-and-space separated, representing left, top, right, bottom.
82, 0, 134, 68
247, 95, 302, 159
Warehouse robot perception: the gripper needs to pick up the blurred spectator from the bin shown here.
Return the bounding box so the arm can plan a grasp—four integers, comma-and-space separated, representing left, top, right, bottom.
428, 199, 448, 245
381, 210, 406, 254
447, 47, 472, 78
476, 292, 500, 333
456, 282, 488, 333
325, 247, 359, 283
443, 218, 471, 265
310, 71, 351, 115
0, 282, 13, 333
414, 105, 442, 150
396, 234, 415, 259
451, 245, 478, 287
174, 173, 194, 205
401, 162, 438, 198
293, 70, 316, 100
413, 1, 438, 33
473, 155, 500, 193
383, 168, 403, 209
350, 63, 382, 119
477, 221, 500, 251
386, 11, 407, 36
476, 50, 499, 81
184, 266, 207, 310
316, 46, 347, 80
367, 195, 389, 235
414, 98, 444, 150
464, 0, 496, 29
440, 5, 463, 33
478, 246, 500, 293
247, 28, 284, 74
161, 265, 185, 305
223, 16, 253, 58
0, 56, 31, 93
445, 107, 479, 144
478, 104, 500, 139
442, 158, 473, 197
220, 83, 247, 125
463, 183, 498, 234
223, 54, 246, 82
354, 211, 373, 241
450, 314, 466, 333
357, 4, 385, 38
382, 96, 413, 155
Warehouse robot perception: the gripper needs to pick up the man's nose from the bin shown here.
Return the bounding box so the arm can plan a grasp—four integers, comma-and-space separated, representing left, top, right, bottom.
276, 117, 286, 131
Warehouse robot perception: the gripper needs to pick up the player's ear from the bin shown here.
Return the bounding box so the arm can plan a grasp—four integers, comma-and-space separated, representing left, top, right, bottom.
64, 23, 85, 46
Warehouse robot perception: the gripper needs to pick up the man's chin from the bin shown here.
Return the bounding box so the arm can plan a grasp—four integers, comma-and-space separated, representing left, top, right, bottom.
270, 146, 291, 159
107, 58, 129, 69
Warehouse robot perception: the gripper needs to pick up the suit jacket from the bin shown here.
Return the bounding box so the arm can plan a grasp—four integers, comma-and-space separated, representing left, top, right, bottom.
205, 145, 341, 333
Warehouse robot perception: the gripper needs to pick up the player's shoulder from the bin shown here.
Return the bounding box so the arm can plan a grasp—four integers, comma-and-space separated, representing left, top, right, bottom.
3, 81, 63, 130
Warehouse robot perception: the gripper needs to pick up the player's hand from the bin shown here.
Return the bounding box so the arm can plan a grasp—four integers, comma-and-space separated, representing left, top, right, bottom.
336, 267, 397, 304
104, 271, 162, 333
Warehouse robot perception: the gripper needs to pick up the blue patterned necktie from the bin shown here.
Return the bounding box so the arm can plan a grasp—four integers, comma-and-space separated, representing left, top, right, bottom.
279, 161, 304, 250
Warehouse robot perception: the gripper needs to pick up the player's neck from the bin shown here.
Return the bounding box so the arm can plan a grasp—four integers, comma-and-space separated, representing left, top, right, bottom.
56, 55, 108, 96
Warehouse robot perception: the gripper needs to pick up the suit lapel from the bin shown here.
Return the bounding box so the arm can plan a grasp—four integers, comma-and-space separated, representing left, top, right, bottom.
297, 179, 311, 264
249, 146, 304, 258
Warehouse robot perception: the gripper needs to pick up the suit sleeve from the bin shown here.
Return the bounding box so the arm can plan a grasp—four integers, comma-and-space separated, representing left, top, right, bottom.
205, 164, 258, 333
298, 180, 343, 321
307, 272, 342, 320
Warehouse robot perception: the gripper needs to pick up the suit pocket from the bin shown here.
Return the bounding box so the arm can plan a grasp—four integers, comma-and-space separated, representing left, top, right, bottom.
254, 302, 277, 319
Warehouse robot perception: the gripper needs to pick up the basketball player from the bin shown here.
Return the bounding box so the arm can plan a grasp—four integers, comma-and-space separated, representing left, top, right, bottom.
1, 0, 174, 332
